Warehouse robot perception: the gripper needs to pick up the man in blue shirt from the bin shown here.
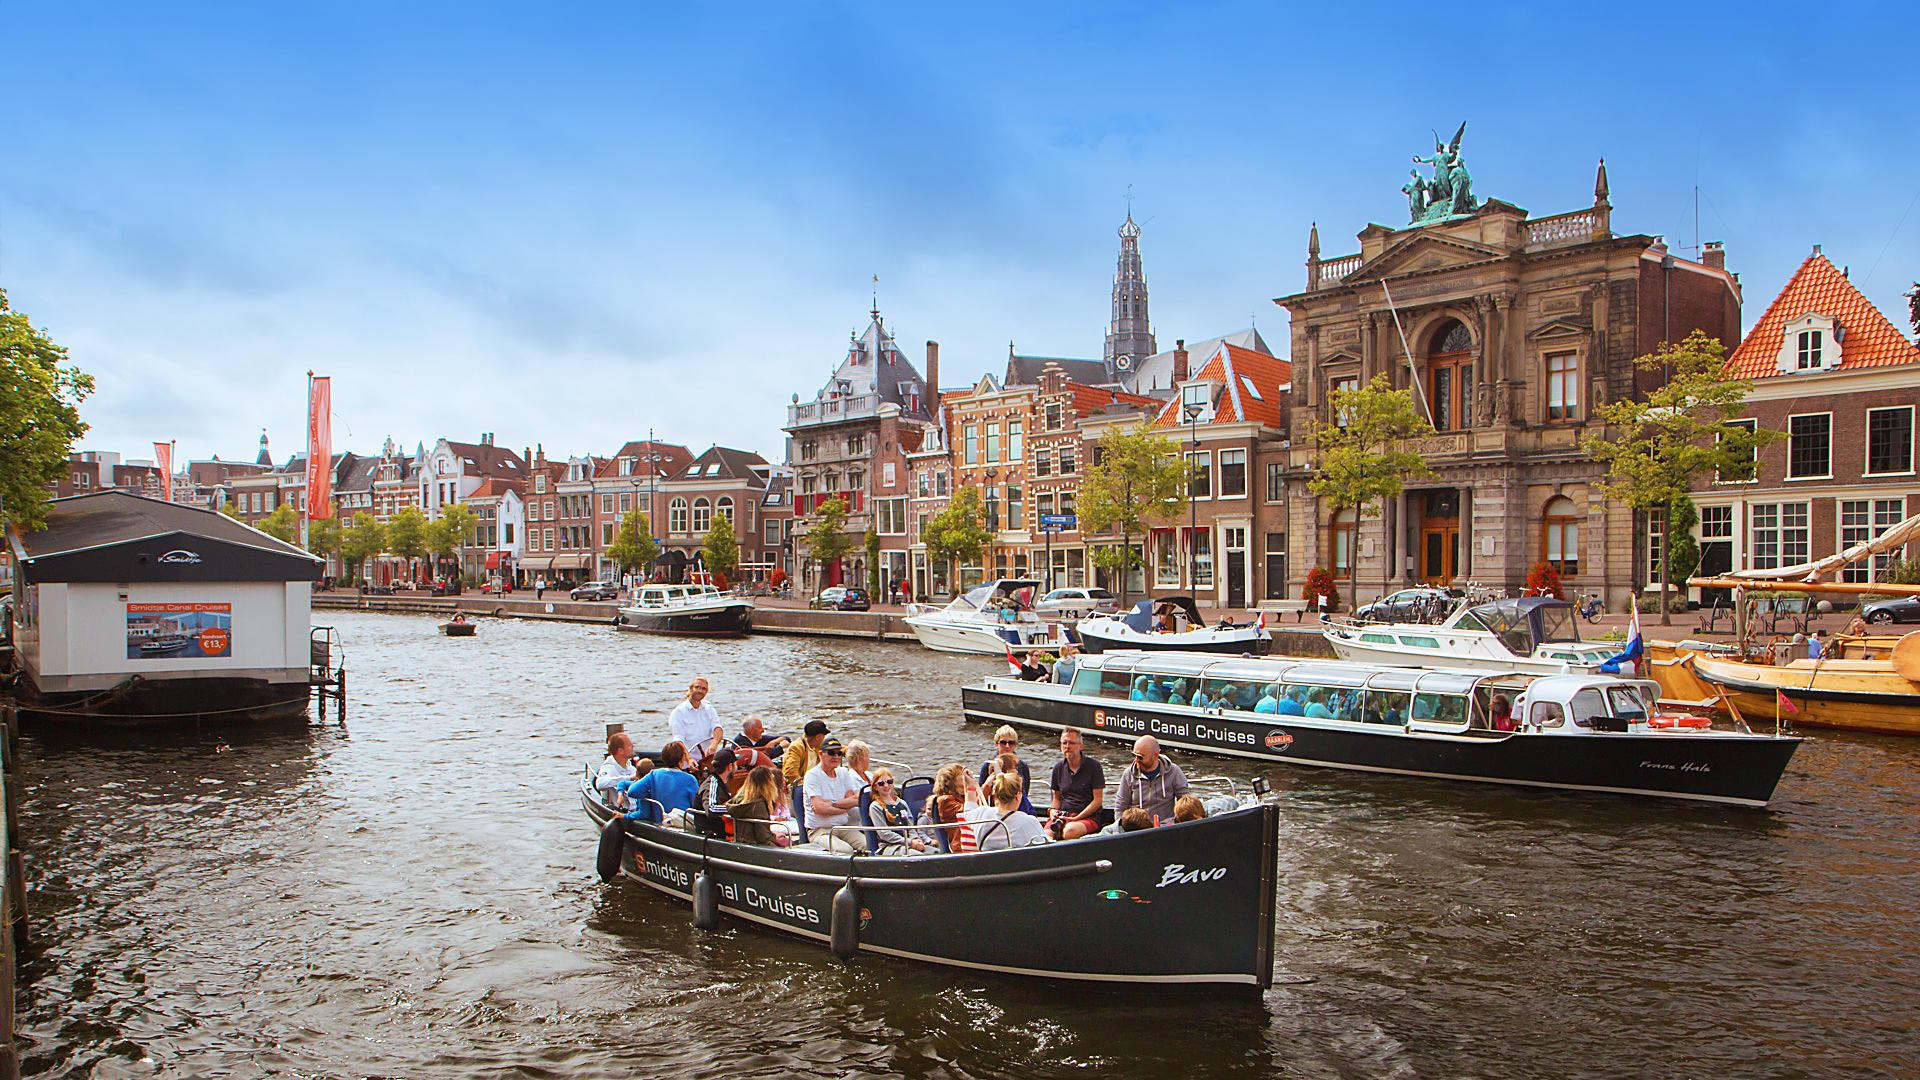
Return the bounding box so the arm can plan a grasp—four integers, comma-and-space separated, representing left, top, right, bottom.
619, 741, 699, 822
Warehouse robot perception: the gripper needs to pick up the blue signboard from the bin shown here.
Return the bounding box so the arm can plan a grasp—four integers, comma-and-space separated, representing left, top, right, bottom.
1038, 514, 1076, 533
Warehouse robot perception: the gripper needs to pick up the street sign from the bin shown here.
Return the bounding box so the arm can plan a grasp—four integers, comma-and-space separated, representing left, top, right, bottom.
1039, 513, 1077, 533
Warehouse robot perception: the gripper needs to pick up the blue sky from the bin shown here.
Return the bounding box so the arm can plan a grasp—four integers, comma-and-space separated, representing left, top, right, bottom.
4, 2, 1914, 467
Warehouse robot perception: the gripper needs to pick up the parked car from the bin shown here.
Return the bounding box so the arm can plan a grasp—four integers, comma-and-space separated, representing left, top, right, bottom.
570, 580, 621, 601
1862, 596, 1920, 625
809, 586, 871, 611
1356, 587, 1454, 624
1035, 586, 1119, 620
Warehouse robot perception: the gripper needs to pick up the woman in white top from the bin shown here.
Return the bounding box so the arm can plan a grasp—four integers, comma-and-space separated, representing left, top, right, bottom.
844, 740, 874, 794
595, 732, 640, 809
964, 771, 1049, 851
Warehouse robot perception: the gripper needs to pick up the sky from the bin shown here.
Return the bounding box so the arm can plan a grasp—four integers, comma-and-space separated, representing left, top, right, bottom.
3, 2, 1916, 468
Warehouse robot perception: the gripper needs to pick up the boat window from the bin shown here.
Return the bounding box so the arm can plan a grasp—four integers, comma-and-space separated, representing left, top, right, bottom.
1454, 611, 1490, 633
1397, 635, 1442, 649
1362, 690, 1409, 725
1536, 605, 1578, 643
1360, 633, 1396, 645
1605, 685, 1650, 721
1568, 689, 1609, 729
1529, 701, 1565, 728
1411, 692, 1468, 726
1200, 678, 1260, 712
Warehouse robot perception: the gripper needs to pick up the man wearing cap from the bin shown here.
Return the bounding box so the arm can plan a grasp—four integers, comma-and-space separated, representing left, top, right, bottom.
698, 745, 744, 809
669, 676, 724, 768
803, 736, 866, 853
782, 719, 831, 787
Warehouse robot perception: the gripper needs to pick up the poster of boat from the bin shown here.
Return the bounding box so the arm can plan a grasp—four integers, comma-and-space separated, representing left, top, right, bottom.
125, 602, 233, 659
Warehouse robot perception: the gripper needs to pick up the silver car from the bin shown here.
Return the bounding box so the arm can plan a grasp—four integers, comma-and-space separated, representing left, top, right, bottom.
1035, 586, 1119, 619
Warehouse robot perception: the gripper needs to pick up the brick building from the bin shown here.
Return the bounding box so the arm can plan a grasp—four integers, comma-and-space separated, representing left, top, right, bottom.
944, 374, 1037, 581
905, 405, 953, 598
590, 438, 694, 582
1029, 364, 1159, 592
656, 446, 772, 582
55, 451, 166, 502
1684, 250, 1920, 597
1274, 155, 1743, 609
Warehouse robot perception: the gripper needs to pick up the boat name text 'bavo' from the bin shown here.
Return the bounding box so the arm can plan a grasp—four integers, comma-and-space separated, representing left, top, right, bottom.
719, 880, 821, 924
1156, 864, 1228, 888
1092, 710, 1265, 750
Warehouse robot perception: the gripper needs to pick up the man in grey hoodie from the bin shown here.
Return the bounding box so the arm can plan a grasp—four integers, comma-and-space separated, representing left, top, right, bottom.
1114, 736, 1190, 825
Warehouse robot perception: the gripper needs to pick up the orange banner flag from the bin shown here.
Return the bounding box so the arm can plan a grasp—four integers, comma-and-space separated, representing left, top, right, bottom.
307, 376, 333, 519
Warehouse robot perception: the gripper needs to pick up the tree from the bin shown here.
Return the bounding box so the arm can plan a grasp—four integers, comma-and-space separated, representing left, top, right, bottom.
1664, 495, 1700, 607
923, 486, 991, 593
387, 506, 429, 581
1583, 330, 1781, 624
864, 527, 882, 593
802, 496, 855, 587
608, 510, 659, 579
427, 503, 476, 581
1077, 425, 1191, 607
307, 515, 343, 567
258, 504, 299, 543
219, 502, 246, 522
1307, 375, 1436, 613
0, 288, 93, 531
703, 511, 740, 583
341, 512, 385, 582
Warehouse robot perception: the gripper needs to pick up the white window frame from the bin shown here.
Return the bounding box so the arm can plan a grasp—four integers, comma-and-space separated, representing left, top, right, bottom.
1840, 498, 1907, 583
692, 498, 712, 533
1717, 418, 1759, 484
669, 498, 689, 534
1865, 405, 1916, 477
1786, 412, 1833, 481
1218, 449, 1247, 499
1186, 450, 1212, 500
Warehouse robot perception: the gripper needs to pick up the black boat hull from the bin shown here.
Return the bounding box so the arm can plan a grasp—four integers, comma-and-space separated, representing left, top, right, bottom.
583, 781, 1278, 987
614, 604, 753, 637
962, 683, 1799, 807
1077, 625, 1272, 656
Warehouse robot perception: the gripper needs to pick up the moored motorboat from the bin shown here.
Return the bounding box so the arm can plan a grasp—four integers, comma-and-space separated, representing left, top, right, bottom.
1076, 596, 1271, 656
963, 650, 1801, 806
903, 578, 1062, 655
616, 584, 754, 637
582, 771, 1280, 988
1323, 596, 1618, 675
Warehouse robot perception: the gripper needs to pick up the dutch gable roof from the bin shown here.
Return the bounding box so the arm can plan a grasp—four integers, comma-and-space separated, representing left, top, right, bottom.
1725, 252, 1920, 379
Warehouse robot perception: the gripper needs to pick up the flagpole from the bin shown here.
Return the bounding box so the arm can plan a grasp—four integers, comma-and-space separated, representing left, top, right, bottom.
303, 371, 313, 550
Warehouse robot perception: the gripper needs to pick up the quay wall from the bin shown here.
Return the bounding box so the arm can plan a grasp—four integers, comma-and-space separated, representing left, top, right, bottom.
311, 594, 922, 643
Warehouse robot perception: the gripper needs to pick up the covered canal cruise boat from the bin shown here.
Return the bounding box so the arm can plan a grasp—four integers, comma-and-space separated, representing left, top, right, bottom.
963, 651, 1801, 806
582, 771, 1280, 988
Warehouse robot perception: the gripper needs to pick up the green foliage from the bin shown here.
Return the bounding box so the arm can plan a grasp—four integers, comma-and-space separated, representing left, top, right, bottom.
219, 502, 245, 521
864, 527, 881, 593
258, 504, 299, 543
306, 515, 342, 559
0, 289, 94, 530
430, 503, 476, 556
802, 495, 855, 570
1077, 425, 1190, 606
924, 487, 991, 584
1583, 331, 1780, 622
609, 511, 660, 576
386, 505, 429, 560
1665, 496, 1700, 590
703, 511, 740, 581
1308, 375, 1436, 610
341, 512, 385, 579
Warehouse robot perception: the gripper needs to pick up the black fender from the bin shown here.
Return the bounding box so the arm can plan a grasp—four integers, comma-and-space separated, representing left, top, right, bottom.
596, 816, 627, 883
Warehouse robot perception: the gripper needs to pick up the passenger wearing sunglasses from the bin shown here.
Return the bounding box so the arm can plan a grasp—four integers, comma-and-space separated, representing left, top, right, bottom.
864, 769, 928, 855
802, 737, 867, 854
976, 726, 1035, 815
1113, 736, 1190, 825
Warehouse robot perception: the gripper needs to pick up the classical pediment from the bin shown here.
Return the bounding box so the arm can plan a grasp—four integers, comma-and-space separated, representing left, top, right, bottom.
1321, 350, 1362, 368
1341, 233, 1507, 286
1525, 317, 1593, 340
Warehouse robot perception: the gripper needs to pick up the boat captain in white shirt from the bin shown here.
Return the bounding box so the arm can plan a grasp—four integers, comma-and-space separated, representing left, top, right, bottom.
668, 676, 724, 767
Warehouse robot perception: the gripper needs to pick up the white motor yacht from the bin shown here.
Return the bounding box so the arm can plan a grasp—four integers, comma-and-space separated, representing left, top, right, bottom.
1323, 596, 1618, 675
903, 578, 1064, 655
615, 583, 754, 637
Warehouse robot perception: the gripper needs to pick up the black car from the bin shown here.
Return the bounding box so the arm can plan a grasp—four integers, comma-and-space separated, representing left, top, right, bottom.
570, 580, 621, 601
1862, 596, 1920, 625
1356, 587, 1453, 623
809, 586, 871, 611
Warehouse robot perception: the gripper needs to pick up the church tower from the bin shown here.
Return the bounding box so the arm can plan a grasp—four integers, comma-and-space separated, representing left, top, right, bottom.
256, 428, 272, 466
1104, 210, 1156, 376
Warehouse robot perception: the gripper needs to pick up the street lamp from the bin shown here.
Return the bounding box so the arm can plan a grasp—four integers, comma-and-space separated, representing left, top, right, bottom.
1184, 402, 1203, 593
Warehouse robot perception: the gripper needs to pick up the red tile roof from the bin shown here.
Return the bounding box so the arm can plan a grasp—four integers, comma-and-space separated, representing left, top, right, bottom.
1065, 381, 1159, 417
1726, 253, 1920, 379
466, 478, 523, 500
1152, 345, 1292, 428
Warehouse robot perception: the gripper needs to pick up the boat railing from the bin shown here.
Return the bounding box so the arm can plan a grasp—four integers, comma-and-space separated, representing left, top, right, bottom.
629, 831, 1112, 888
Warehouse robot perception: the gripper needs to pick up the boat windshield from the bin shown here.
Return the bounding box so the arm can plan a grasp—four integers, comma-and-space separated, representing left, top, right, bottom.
1605, 685, 1650, 721
1469, 601, 1536, 656
1535, 604, 1579, 644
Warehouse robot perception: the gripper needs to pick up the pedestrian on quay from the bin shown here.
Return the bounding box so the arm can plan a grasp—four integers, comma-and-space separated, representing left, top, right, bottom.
669, 676, 725, 768
535, 575, 547, 600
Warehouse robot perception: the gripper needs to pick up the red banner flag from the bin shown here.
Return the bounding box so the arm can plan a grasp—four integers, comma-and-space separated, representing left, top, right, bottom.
153, 441, 173, 502
1775, 689, 1799, 715
307, 376, 334, 520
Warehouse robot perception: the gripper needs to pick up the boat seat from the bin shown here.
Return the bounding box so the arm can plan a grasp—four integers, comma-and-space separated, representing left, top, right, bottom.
858, 789, 875, 833
900, 777, 933, 821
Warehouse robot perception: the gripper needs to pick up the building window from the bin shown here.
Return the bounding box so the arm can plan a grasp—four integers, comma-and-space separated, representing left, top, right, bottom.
1006, 486, 1023, 531
1546, 353, 1578, 421
1153, 530, 1180, 586
1750, 502, 1809, 571
802, 440, 817, 461
1542, 495, 1579, 576
1263, 532, 1288, 600
1058, 447, 1076, 475
882, 462, 896, 487
692, 498, 712, 533
985, 423, 1001, 463
1796, 329, 1823, 370
800, 475, 817, 496
1058, 491, 1075, 518
603, 522, 615, 546
1788, 414, 1832, 479
1331, 375, 1358, 428
1045, 403, 1063, 430
764, 519, 780, 545
1008, 421, 1023, 461
878, 497, 907, 536
1190, 528, 1213, 588
846, 434, 867, 455
1647, 511, 1664, 586
936, 471, 949, 496
1218, 449, 1247, 498
1867, 407, 1915, 475
1187, 451, 1211, 498
716, 496, 734, 522
1180, 383, 1210, 421
1266, 463, 1285, 503
1718, 419, 1758, 483
1427, 320, 1474, 432
964, 426, 978, 466
669, 498, 689, 533
1331, 509, 1356, 579
1841, 499, 1907, 583
1037, 493, 1054, 517
1033, 450, 1051, 477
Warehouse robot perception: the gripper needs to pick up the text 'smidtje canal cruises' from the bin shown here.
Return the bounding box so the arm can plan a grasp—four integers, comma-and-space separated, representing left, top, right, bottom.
964, 651, 1802, 806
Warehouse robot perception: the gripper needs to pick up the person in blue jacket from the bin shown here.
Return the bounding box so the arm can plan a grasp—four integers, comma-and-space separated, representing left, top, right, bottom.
619, 741, 700, 822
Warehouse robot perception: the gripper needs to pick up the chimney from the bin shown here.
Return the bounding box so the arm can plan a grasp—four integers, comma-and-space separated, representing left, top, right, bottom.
1701, 241, 1726, 272
925, 341, 941, 412
1173, 339, 1189, 383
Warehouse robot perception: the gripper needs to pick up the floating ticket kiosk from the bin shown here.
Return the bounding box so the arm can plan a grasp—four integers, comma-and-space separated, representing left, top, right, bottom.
5, 492, 329, 725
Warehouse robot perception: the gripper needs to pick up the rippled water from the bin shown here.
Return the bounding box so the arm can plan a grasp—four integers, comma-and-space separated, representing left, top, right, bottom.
14, 611, 1920, 1077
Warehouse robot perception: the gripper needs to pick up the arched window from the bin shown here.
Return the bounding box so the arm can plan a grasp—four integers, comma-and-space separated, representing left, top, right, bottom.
716, 496, 734, 522
692, 498, 712, 534
825, 472, 840, 491
1542, 496, 1579, 575
669, 498, 689, 534
1426, 319, 1474, 432
1331, 509, 1357, 579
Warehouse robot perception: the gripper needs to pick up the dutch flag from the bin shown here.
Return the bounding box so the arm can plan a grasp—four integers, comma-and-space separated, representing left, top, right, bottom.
1599, 604, 1643, 676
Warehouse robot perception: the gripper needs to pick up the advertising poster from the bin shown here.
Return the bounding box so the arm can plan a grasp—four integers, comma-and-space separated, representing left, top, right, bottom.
126, 602, 233, 659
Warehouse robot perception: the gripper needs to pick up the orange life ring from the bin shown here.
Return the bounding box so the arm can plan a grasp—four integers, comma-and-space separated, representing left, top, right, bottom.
1649, 713, 1712, 730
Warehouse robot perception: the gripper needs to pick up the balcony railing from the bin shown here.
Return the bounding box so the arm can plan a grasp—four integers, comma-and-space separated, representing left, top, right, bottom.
1525, 210, 1598, 250
1315, 253, 1363, 288
788, 393, 883, 428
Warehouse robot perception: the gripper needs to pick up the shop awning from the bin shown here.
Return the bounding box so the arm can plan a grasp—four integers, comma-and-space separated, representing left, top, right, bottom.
485, 551, 503, 570
520, 557, 555, 572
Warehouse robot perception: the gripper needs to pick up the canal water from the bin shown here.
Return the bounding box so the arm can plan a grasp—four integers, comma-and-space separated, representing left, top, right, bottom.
14, 611, 1920, 1077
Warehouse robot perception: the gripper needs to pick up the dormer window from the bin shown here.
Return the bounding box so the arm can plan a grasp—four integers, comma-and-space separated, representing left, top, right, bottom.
1179, 383, 1214, 423
1779, 313, 1841, 374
